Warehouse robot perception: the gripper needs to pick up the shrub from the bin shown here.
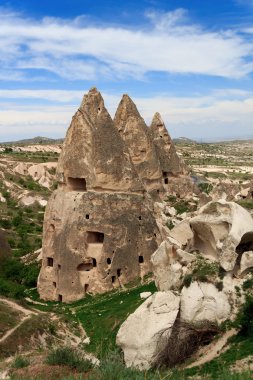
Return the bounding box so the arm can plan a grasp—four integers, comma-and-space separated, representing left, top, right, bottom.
182, 274, 192, 288
198, 182, 213, 194
236, 296, 253, 338
46, 346, 93, 372
11, 355, 29, 369
216, 281, 223, 292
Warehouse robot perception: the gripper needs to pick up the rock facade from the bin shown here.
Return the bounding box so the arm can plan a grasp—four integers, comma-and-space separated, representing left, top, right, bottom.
39, 88, 186, 302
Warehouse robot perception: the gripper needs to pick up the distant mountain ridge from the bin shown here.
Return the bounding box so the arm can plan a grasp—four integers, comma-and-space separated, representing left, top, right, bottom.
0, 136, 64, 145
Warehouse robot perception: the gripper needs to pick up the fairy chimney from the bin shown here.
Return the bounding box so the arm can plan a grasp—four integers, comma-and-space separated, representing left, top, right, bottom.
38, 88, 161, 303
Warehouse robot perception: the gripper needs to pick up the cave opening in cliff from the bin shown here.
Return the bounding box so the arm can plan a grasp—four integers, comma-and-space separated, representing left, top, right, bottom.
139, 255, 144, 263
87, 231, 104, 244
67, 177, 87, 191
47, 257, 54, 267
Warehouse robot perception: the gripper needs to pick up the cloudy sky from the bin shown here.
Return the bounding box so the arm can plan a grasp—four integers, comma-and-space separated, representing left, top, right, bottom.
0, 0, 253, 142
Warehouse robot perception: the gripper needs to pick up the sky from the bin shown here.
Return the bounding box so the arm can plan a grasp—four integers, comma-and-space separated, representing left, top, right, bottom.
0, 0, 253, 142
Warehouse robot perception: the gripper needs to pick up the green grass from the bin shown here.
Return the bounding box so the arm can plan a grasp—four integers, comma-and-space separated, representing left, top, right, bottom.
237, 199, 253, 210
11, 355, 30, 369
46, 346, 93, 372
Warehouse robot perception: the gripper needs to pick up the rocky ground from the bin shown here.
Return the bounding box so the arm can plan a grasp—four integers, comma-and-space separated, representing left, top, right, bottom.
0, 139, 252, 379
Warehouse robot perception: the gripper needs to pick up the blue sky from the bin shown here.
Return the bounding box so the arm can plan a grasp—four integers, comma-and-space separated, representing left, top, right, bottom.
0, 0, 253, 141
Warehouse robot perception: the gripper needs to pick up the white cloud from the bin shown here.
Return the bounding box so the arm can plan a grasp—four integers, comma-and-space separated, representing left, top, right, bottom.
0, 7, 252, 81
0, 89, 252, 141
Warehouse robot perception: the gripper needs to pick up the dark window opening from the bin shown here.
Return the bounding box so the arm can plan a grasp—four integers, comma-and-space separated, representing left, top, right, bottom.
164, 178, 169, 184
139, 255, 144, 264
84, 284, 89, 293
58, 294, 63, 302
86, 214, 90, 219
162, 171, 168, 178
92, 258, 97, 267
111, 276, 116, 283
117, 269, 121, 277
98, 107, 101, 111
58, 264, 61, 270
47, 257, 54, 267
160, 135, 163, 138
53, 282, 56, 288
154, 233, 157, 237
157, 189, 160, 194
139, 216, 142, 220
87, 231, 104, 244
67, 177, 87, 191
107, 258, 111, 265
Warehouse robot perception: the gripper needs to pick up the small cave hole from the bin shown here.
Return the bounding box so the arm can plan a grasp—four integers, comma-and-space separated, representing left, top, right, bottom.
86, 214, 90, 219
107, 258, 111, 265
139, 255, 144, 264
111, 276, 116, 283
117, 269, 121, 277
164, 178, 169, 184
139, 216, 142, 220
53, 282, 56, 288
47, 257, 54, 267
84, 284, 89, 293
58, 294, 63, 302
58, 264, 61, 270
92, 258, 97, 267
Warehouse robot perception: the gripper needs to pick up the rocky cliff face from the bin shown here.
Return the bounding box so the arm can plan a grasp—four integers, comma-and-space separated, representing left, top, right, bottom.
38, 88, 169, 302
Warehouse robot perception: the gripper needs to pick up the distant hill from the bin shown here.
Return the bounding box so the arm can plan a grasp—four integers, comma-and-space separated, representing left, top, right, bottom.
173, 137, 197, 144
0, 136, 64, 145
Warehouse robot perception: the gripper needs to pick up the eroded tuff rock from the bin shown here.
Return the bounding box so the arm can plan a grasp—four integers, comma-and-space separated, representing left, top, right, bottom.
116, 291, 180, 370
150, 112, 187, 178
189, 199, 253, 271
38, 88, 163, 302
117, 199, 253, 370
114, 95, 163, 196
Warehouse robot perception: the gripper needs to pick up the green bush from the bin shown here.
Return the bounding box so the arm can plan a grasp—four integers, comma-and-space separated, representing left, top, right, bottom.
11, 355, 29, 369
182, 274, 192, 288
198, 182, 213, 194
46, 346, 93, 372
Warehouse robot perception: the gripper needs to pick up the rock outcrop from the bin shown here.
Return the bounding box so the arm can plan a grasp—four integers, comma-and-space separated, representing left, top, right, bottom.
116, 291, 180, 370
38, 88, 164, 302
117, 199, 253, 370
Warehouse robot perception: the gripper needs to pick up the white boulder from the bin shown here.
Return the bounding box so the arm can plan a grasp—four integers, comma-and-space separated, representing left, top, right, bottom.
116, 291, 180, 370
151, 241, 195, 291
180, 281, 231, 326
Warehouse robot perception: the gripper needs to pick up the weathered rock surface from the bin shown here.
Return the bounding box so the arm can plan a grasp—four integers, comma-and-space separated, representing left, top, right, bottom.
239, 251, 253, 275
189, 200, 253, 271
116, 291, 180, 370
180, 282, 231, 326
151, 241, 195, 291
114, 95, 163, 196
38, 88, 162, 302
150, 112, 187, 178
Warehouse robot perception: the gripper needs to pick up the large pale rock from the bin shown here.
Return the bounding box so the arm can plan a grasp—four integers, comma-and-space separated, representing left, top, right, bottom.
190, 200, 253, 271
180, 282, 231, 326
116, 291, 180, 370
169, 219, 194, 248
151, 241, 195, 291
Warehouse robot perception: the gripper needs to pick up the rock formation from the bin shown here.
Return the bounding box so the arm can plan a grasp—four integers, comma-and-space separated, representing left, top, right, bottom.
38, 88, 164, 302
116, 199, 253, 370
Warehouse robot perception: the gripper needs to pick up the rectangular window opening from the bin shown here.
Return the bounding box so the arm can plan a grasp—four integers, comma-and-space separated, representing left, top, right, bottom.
67, 177, 87, 191
47, 257, 54, 267
87, 231, 104, 244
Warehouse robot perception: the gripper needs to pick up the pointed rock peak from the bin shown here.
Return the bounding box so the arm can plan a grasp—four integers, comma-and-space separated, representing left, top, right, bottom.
150, 112, 172, 141
151, 112, 164, 127
79, 87, 106, 120
114, 93, 142, 122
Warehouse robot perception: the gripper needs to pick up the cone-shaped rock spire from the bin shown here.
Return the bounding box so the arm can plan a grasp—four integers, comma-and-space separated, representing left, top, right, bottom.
114, 95, 163, 194
150, 112, 187, 176
57, 88, 143, 193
